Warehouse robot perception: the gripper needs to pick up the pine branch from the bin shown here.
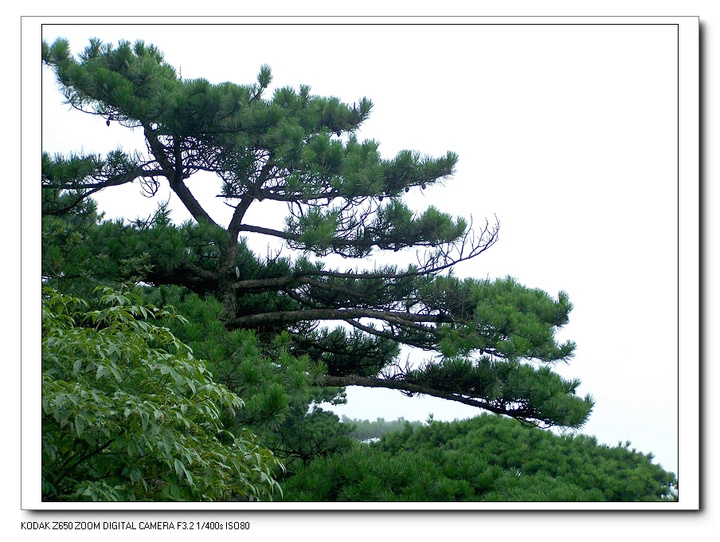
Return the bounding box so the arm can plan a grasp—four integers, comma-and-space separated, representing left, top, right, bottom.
226, 306, 448, 331
320, 374, 544, 423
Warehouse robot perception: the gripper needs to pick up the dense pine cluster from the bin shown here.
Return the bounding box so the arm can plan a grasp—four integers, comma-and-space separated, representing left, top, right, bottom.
281, 415, 677, 502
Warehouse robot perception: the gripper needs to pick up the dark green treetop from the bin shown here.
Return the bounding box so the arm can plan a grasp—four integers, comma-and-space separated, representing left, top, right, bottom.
280, 415, 677, 502
42, 37, 593, 429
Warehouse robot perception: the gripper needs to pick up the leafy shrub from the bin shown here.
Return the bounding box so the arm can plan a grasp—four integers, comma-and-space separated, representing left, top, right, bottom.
42, 286, 282, 501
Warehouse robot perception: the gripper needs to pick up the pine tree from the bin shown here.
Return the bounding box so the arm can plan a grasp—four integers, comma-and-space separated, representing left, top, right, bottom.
42, 37, 594, 430
279, 415, 677, 502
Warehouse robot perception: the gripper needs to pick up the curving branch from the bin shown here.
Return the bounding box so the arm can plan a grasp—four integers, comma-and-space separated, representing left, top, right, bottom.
227, 306, 448, 331
321, 374, 545, 425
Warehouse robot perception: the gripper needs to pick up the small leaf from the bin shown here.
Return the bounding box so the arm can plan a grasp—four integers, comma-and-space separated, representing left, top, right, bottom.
75, 415, 85, 437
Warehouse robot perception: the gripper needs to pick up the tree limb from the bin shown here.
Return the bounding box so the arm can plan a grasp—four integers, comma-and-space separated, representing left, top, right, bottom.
321, 374, 538, 421
227, 306, 447, 330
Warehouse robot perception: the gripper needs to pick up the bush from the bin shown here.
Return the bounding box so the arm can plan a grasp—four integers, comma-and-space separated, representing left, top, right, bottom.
42, 286, 282, 501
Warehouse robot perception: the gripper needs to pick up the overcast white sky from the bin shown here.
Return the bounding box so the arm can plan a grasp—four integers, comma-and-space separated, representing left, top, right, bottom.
37, 20, 693, 482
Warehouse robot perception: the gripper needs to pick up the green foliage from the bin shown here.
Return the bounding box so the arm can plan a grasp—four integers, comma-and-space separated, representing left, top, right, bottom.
140, 286, 354, 470
42, 204, 228, 292
430, 276, 575, 361
42, 37, 461, 253
42, 286, 282, 501
40, 37, 674, 503
42, 37, 594, 431
279, 415, 677, 502
407, 357, 593, 429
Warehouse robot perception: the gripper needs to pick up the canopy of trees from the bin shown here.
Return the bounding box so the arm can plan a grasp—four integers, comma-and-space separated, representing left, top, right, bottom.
280, 415, 677, 502
39, 37, 675, 502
